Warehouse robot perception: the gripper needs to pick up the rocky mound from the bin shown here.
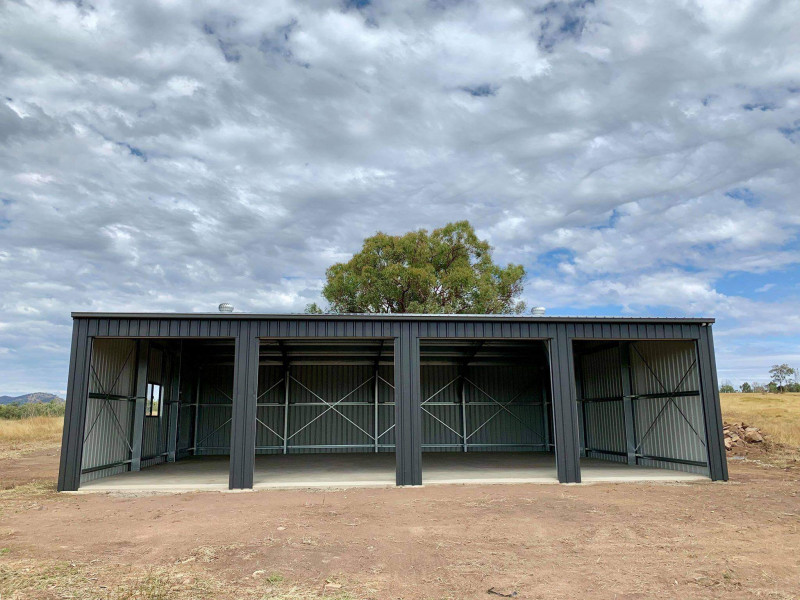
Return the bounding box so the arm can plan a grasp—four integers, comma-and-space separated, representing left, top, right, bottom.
723, 421, 763, 451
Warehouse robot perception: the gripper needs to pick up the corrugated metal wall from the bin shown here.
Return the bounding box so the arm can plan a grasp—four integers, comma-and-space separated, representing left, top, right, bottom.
422, 365, 547, 452
80, 339, 137, 483
141, 347, 169, 468
81, 340, 177, 482
577, 340, 708, 474
631, 341, 707, 473
193, 364, 234, 455
579, 346, 626, 463
184, 363, 546, 456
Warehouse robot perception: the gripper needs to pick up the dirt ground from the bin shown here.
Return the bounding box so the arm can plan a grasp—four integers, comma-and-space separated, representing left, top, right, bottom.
1, 448, 798, 599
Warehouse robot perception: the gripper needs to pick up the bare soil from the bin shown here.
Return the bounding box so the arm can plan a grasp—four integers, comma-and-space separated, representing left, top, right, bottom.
1, 447, 798, 599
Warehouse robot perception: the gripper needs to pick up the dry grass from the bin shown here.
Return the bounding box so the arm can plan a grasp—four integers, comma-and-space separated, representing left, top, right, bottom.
720, 392, 800, 448
0, 416, 63, 459
0, 558, 360, 600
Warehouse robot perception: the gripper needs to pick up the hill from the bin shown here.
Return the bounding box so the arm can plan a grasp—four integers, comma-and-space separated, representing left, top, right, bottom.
0, 393, 65, 405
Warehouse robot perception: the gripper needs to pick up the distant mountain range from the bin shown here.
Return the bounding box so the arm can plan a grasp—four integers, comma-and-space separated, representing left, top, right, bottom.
0, 392, 65, 405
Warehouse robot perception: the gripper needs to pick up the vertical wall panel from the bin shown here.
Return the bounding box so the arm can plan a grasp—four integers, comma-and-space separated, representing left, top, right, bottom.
577, 345, 626, 463
194, 364, 234, 455
578, 340, 709, 474
80, 339, 137, 483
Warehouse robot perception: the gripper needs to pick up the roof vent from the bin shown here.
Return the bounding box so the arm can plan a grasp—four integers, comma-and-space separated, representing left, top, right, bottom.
531, 306, 546, 316
218, 303, 234, 313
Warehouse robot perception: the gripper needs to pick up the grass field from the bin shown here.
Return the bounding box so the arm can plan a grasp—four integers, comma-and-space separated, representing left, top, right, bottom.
720, 392, 800, 448
0, 415, 63, 459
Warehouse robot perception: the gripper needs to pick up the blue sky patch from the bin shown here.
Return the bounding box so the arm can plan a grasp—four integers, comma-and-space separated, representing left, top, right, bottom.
725, 187, 758, 206
536, 0, 594, 51
779, 120, 800, 143
536, 248, 576, 270
117, 142, 147, 161
742, 102, 777, 111
461, 84, 497, 97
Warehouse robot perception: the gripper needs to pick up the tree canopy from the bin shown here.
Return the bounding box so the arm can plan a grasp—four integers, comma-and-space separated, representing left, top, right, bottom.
307, 221, 526, 314
769, 363, 795, 392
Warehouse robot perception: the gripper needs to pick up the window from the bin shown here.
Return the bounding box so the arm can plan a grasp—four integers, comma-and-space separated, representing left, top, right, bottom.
146, 382, 162, 417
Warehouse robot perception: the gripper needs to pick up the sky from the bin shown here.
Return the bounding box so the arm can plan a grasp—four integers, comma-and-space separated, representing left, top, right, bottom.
1, 0, 799, 396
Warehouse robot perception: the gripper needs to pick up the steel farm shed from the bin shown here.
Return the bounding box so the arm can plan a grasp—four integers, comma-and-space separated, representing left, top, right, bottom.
57, 312, 728, 492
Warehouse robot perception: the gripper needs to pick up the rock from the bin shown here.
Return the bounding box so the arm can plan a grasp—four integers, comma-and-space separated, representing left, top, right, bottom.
744, 429, 763, 443
724, 438, 732, 450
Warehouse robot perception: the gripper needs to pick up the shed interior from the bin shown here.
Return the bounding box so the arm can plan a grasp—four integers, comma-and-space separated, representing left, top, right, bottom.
574, 339, 710, 476
78, 335, 710, 491
417, 339, 558, 483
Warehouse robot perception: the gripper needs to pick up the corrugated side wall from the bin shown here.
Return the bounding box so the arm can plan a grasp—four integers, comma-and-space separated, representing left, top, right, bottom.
193, 364, 234, 455
80, 339, 137, 483
631, 341, 708, 474
579, 346, 627, 464
141, 347, 169, 468
256, 364, 395, 454
185, 363, 546, 456
578, 340, 709, 474
422, 365, 548, 452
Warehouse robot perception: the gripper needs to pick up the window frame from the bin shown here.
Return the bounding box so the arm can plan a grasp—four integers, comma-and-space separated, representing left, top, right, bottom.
145, 382, 163, 418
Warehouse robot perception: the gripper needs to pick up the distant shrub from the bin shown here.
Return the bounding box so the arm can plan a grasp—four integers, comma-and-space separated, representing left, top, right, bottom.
0, 400, 66, 420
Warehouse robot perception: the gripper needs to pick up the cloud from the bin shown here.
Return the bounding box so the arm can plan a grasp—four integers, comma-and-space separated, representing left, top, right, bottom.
0, 0, 799, 393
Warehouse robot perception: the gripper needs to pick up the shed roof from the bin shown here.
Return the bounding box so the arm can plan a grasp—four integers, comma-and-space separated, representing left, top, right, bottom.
71, 312, 714, 324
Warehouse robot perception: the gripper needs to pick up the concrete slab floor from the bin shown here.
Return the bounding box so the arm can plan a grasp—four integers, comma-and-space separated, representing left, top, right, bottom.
78, 452, 707, 492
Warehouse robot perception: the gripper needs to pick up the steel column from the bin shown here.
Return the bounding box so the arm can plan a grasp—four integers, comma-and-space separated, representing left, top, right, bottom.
166, 345, 181, 462
192, 368, 200, 455
460, 376, 468, 452
619, 342, 637, 465
697, 326, 728, 481
130, 340, 149, 472
395, 322, 422, 486
575, 353, 586, 458
542, 381, 551, 450
229, 322, 259, 489
282, 367, 290, 454
374, 367, 380, 452
57, 320, 93, 491
549, 328, 581, 483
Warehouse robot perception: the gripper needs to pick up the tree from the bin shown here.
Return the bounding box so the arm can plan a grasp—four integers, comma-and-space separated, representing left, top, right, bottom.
740, 382, 752, 393
308, 221, 526, 314
769, 364, 795, 393
719, 383, 735, 393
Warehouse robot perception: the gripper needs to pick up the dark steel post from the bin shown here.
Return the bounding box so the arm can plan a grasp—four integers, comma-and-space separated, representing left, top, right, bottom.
574, 353, 586, 458
548, 326, 581, 483
394, 322, 422, 485
57, 319, 93, 491
620, 342, 637, 465
166, 346, 181, 462
697, 326, 728, 481
130, 340, 149, 472
230, 321, 259, 489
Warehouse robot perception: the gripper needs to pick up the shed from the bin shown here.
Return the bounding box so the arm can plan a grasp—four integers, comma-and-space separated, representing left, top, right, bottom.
57, 313, 728, 491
